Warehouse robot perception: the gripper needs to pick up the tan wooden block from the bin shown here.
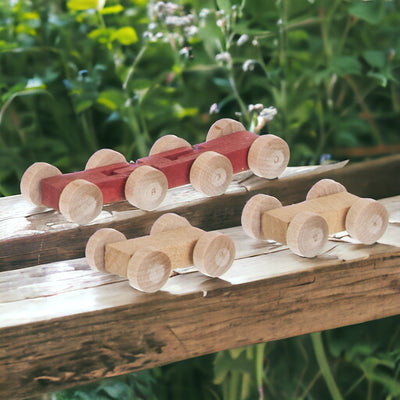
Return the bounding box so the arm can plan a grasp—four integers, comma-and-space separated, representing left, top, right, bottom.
105, 226, 203, 276
261, 191, 360, 244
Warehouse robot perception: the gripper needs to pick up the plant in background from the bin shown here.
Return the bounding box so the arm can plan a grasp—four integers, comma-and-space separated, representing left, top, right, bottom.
1, 1, 400, 399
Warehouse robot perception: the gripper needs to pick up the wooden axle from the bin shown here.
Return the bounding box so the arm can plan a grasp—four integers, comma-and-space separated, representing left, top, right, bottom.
85, 213, 236, 292
20, 118, 290, 224
242, 179, 389, 258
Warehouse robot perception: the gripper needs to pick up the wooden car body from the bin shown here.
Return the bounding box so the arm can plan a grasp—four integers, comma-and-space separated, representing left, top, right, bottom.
41, 129, 258, 211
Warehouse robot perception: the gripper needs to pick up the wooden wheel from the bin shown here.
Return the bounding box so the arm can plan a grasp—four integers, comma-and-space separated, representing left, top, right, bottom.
85, 228, 126, 272
345, 198, 388, 245
150, 213, 191, 235
241, 194, 282, 240
59, 179, 103, 224
189, 151, 233, 196
247, 134, 290, 179
20, 162, 62, 206
124, 166, 168, 211
193, 231, 235, 277
149, 135, 191, 156
206, 118, 246, 141
85, 149, 127, 170
127, 247, 171, 292
306, 179, 346, 200
286, 211, 328, 258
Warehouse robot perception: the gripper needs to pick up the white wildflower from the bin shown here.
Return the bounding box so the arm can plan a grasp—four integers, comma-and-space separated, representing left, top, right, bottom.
209, 103, 219, 114
237, 34, 249, 46
260, 106, 277, 121
248, 103, 264, 112
242, 59, 256, 72
215, 52, 232, 65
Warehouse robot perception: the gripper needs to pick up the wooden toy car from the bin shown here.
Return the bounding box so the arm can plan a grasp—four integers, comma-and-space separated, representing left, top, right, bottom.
85, 213, 236, 292
20, 118, 290, 224
241, 179, 389, 258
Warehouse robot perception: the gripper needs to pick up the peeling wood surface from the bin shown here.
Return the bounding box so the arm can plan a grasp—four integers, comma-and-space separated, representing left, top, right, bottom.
0, 156, 400, 399
2, 155, 400, 271
0, 195, 399, 399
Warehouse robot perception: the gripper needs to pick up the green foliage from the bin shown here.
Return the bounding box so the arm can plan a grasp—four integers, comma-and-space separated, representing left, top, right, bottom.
1, 1, 399, 399
1, 0, 400, 195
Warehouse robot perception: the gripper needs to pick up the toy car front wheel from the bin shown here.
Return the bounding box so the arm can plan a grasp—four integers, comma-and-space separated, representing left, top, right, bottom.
125, 165, 168, 211
286, 211, 329, 258
85, 228, 126, 272
149, 135, 191, 156
85, 148, 127, 170
241, 194, 282, 240
193, 231, 235, 277
206, 118, 246, 141
345, 198, 388, 245
59, 179, 103, 224
247, 134, 290, 179
189, 151, 233, 196
306, 179, 346, 200
127, 247, 171, 292
20, 162, 62, 206
150, 213, 191, 235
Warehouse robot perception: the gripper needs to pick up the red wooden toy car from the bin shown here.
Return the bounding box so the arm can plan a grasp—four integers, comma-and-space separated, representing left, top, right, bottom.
20, 118, 289, 224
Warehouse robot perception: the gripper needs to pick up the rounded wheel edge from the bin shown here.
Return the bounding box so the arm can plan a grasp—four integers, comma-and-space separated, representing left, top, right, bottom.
85, 149, 127, 170
345, 198, 388, 245
85, 228, 126, 272
189, 151, 233, 197
127, 247, 172, 293
149, 135, 191, 156
150, 213, 191, 235
59, 179, 103, 224
193, 231, 235, 277
306, 179, 347, 201
124, 165, 168, 211
241, 194, 282, 240
247, 134, 290, 179
286, 211, 329, 258
20, 162, 62, 206
206, 118, 246, 141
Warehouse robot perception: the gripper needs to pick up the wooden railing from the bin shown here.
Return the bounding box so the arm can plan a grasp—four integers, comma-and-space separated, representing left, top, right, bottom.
1, 154, 399, 399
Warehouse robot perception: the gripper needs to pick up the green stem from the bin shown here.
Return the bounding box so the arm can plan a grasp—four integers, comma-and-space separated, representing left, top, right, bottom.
255, 343, 266, 399
123, 45, 147, 91
310, 332, 343, 400
228, 73, 248, 123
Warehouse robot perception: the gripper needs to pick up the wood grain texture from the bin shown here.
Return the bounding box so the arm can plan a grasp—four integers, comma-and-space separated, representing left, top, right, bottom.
0, 210, 400, 399
1, 155, 399, 271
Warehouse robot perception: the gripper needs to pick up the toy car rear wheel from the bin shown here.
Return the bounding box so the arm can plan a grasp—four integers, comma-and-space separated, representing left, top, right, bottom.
189, 151, 233, 196
85, 149, 127, 170
85, 228, 126, 272
149, 135, 191, 156
286, 211, 329, 258
206, 118, 246, 141
306, 179, 346, 200
127, 247, 171, 292
193, 231, 235, 277
150, 213, 191, 235
125, 165, 168, 211
59, 179, 103, 224
247, 134, 290, 179
20, 162, 62, 206
345, 198, 388, 245
241, 194, 282, 240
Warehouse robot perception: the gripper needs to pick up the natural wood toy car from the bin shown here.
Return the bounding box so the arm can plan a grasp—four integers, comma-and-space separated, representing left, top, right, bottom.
85, 213, 236, 292
20, 118, 289, 224
241, 179, 389, 258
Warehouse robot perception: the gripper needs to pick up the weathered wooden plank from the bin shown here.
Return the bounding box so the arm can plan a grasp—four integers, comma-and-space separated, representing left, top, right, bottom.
0, 197, 399, 399
1, 155, 399, 271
